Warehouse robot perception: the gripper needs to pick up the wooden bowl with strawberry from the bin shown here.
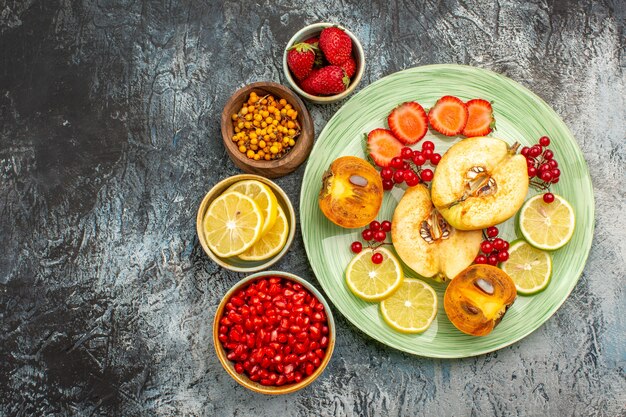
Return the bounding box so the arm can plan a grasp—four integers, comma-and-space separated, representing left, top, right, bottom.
283, 22, 365, 104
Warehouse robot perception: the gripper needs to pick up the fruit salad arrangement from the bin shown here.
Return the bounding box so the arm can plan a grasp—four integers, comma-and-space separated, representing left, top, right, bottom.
217, 276, 330, 386
204, 179, 289, 261
287, 27, 357, 96
230, 92, 301, 161
317, 95, 576, 336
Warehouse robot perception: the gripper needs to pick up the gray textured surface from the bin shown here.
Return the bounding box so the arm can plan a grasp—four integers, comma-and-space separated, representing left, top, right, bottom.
1, 0, 625, 416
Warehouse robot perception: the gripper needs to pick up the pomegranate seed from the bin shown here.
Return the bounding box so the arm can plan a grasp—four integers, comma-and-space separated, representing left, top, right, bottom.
218, 276, 330, 387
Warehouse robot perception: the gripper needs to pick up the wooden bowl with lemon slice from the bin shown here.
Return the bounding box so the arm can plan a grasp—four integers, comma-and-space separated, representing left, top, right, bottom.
197, 174, 296, 272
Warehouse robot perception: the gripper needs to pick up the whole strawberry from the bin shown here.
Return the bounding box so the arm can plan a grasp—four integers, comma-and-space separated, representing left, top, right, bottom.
304, 65, 349, 95
300, 69, 321, 95
287, 42, 317, 80
340, 56, 357, 78
319, 27, 352, 65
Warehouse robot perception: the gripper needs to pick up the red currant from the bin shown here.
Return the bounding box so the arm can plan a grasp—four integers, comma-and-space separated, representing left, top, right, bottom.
362, 229, 373, 241
492, 238, 505, 251
481, 241, 493, 254
374, 230, 386, 242
543, 192, 555, 203
380, 167, 393, 180
540, 171, 553, 182
381, 221, 392, 232
371, 253, 383, 264
539, 163, 550, 172
529, 146, 542, 158
539, 136, 551, 146
404, 170, 417, 182
401, 147, 413, 159
543, 149, 554, 160
402, 162, 410, 170
351, 241, 362, 253
502, 240, 510, 251
497, 250, 509, 262
422, 148, 433, 159
486, 226, 499, 238
552, 168, 560, 178
393, 170, 405, 184
527, 166, 537, 178
420, 169, 434, 182
405, 176, 420, 187
370, 221, 381, 231
474, 255, 487, 264
391, 157, 403, 169
521, 146, 530, 156
430, 153, 442, 165
551, 177, 560, 184
548, 160, 558, 168
412, 154, 426, 166
487, 255, 498, 266
382, 179, 394, 190
422, 141, 435, 151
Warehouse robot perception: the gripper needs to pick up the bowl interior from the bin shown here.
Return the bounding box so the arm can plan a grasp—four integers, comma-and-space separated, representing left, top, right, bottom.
213, 271, 336, 395
196, 174, 296, 272
283, 23, 365, 103
221, 82, 313, 174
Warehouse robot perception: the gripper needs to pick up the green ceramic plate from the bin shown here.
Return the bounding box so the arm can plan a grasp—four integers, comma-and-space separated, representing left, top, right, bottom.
300, 64, 594, 358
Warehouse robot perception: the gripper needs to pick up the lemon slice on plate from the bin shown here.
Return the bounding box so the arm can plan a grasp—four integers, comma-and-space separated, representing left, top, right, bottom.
380, 278, 437, 334
203, 191, 264, 257
519, 194, 575, 250
226, 180, 278, 235
239, 204, 289, 261
501, 240, 552, 295
345, 247, 403, 302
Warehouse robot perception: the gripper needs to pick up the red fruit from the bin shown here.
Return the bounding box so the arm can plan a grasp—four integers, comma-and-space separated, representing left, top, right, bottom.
374, 230, 386, 242
303, 36, 319, 47
462, 99, 494, 137
305, 65, 349, 95
366, 128, 404, 167
340, 56, 357, 78
420, 169, 434, 182
428, 96, 469, 136
319, 27, 352, 65
381, 221, 392, 232
303, 36, 324, 67
287, 42, 317, 80
387, 102, 428, 144
351, 241, 362, 253
300, 69, 321, 95
371, 252, 383, 264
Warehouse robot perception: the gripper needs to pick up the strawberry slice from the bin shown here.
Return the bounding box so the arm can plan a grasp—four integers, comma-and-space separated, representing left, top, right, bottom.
428, 96, 469, 136
367, 129, 404, 167
462, 99, 495, 137
387, 102, 428, 144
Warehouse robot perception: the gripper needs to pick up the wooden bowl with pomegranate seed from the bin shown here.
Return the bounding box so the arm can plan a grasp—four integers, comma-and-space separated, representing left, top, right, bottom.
213, 271, 336, 395
221, 81, 314, 178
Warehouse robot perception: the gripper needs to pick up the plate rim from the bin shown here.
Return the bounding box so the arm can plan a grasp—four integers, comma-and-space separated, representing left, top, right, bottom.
300, 63, 595, 358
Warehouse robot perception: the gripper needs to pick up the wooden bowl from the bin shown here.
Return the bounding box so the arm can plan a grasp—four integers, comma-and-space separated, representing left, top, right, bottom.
196, 174, 296, 272
283, 22, 365, 104
213, 271, 336, 395
221, 82, 314, 178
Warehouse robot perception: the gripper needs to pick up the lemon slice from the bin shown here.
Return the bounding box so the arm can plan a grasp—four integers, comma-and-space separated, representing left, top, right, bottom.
226, 180, 278, 235
239, 204, 289, 261
345, 247, 404, 302
519, 194, 575, 250
203, 191, 264, 257
380, 278, 437, 333
501, 240, 552, 295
